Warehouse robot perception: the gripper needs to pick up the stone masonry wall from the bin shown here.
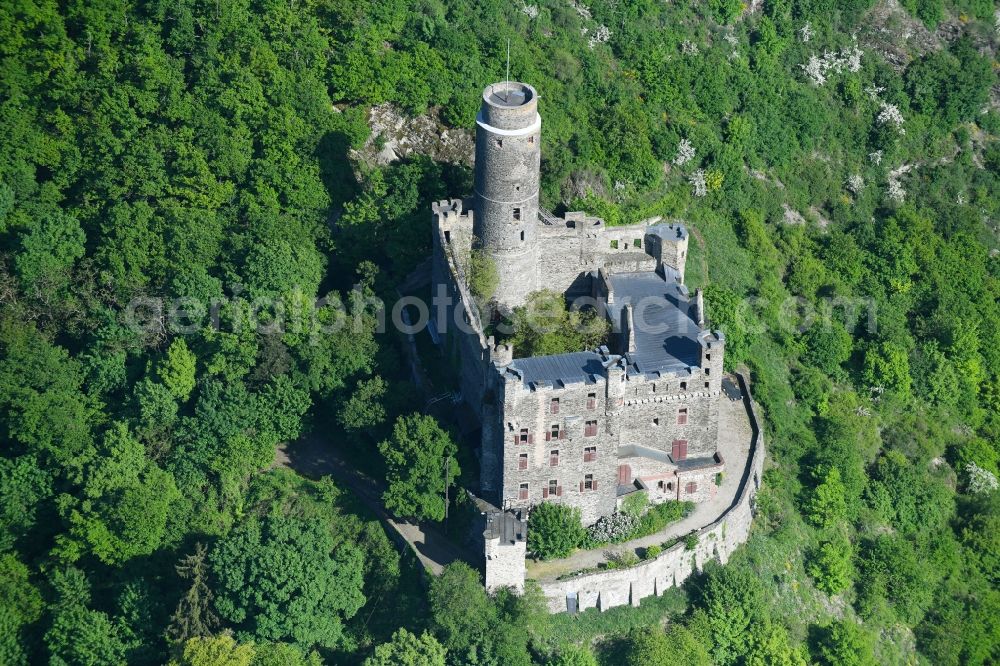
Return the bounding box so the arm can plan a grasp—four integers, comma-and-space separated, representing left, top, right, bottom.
536, 373, 764, 613
535, 217, 689, 300
492, 371, 618, 524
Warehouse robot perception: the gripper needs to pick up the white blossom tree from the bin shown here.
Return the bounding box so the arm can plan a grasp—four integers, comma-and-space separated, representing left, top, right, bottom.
690, 170, 707, 197
846, 174, 864, 194
588, 25, 611, 48
674, 138, 695, 166
877, 101, 905, 134
966, 462, 999, 494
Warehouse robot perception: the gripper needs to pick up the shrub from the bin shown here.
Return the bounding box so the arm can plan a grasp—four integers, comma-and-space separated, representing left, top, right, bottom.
467, 249, 498, 303
586, 512, 638, 545
621, 491, 649, 518
636, 501, 694, 537
684, 532, 700, 550
528, 503, 585, 560
604, 549, 640, 569
643, 544, 662, 560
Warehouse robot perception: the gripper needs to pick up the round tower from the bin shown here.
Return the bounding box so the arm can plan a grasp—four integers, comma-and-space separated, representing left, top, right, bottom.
473, 82, 541, 309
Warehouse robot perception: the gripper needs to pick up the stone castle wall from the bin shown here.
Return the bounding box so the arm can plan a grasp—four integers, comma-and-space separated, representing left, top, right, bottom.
431, 199, 492, 412
535, 217, 689, 300
536, 373, 765, 613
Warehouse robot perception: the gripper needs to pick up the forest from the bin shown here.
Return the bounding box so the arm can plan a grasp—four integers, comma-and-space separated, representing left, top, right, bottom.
0, 0, 998, 664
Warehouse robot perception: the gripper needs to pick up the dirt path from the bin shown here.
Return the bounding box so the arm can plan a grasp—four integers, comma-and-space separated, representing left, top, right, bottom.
526, 377, 754, 581
276, 434, 473, 575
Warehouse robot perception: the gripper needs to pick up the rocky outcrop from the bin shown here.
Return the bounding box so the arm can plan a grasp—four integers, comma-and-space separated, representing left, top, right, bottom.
352, 104, 474, 168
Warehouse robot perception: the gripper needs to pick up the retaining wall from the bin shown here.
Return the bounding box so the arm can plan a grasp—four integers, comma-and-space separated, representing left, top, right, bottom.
537, 372, 765, 613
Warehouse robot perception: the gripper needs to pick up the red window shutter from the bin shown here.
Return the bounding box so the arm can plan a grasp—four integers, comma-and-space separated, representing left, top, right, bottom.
512, 434, 518, 446
557, 486, 563, 496
542, 487, 549, 499
527, 434, 534, 445
579, 481, 584, 492
559, 429, 566, 439
672, 440, 688, 461
593, 480, 598, 491
545, 431, 550, 441
519, 487, 528, 500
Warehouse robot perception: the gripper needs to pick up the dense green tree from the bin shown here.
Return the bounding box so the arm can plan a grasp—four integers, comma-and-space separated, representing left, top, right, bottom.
507, 290, 610, 358
623, 627, 671, 666
0, 323, 96, 475
158, 339, 198, 402
701, 565, 765, 666
168, 543, 220, 643
527, 502, 585, 560
744, 620, 808, 666
364, 629, 447, 666
44, 568, 128, 666
545, 644, 599, 666
808, 530, 854, 595
14, 211, 85, 297
379, 414, 459, 522
0, 554, 43, 665
169, 634, 255, 666
814, 620, 876, 666
60, 422, 180, 564
209, 514, 365, 649
805, 467, 848, 530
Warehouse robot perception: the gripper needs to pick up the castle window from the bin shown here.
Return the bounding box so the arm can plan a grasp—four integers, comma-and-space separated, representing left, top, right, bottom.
685, 481, 698, 495
528, 135, 535, 144
520, 230, 525, 241
518, 453, 528, 470
672, 439, 688, 461
548, 479, 559, 497
584, 420, 598, 437
519, 428, 529, 444
550, 450, 559, 466
706, 353, 711, 361
444, 230, 451, 243
495, 138, 503, 148
583, 446, 597, 462
705, 367, 711, 375
653, 418, 660, 426
550, 398, 560, 414
705, 381, 710, 388
519, 483, 529, 500
680, 381, 687, 391
677, 408, 688, 425
587, 392, 597, 409
546, 424, 560, 441
513, 207, 522, 221
634, 238, 642, 248
582, 474, 596, 491
610, 239, 619, 250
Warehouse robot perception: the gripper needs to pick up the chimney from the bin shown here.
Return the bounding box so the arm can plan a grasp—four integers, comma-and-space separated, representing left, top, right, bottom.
695, 289, 705, 328
622, 304, 637, 353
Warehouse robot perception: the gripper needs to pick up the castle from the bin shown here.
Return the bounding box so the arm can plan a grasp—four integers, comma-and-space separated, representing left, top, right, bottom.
431, 82, 730, 592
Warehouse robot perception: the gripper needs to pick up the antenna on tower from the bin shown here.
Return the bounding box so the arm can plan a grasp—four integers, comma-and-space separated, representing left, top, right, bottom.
505, 38, 510, 102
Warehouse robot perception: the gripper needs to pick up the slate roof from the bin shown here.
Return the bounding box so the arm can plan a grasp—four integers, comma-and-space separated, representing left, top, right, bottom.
606, 271, 703, 378
506, 351, 606, 388
505, 267, 706, 388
